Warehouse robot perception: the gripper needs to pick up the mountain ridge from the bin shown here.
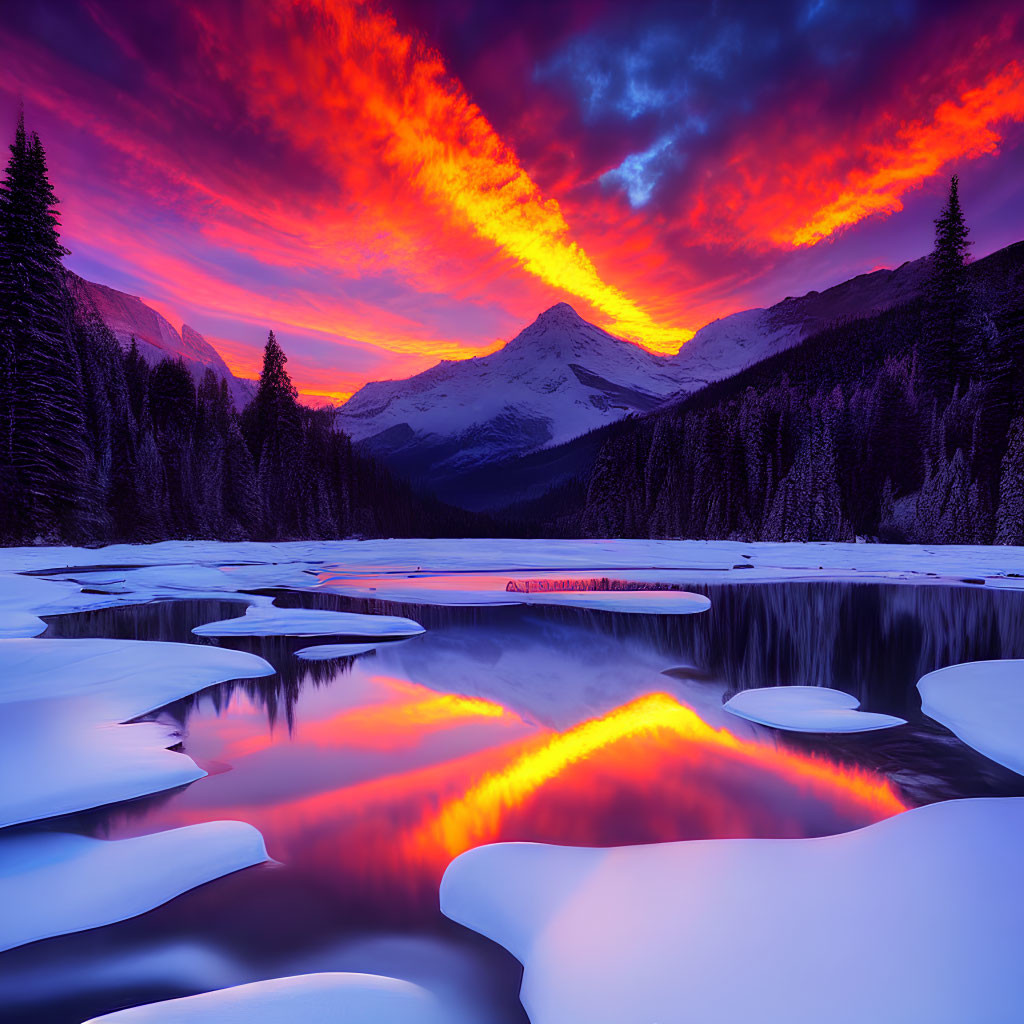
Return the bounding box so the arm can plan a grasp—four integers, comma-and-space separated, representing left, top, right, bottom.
337, 301, 698, 479
336, 252, 935, 498
70, 276, 254, 408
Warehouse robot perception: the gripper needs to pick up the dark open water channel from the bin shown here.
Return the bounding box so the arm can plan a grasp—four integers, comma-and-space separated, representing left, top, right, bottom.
3, 581, 1024, 1022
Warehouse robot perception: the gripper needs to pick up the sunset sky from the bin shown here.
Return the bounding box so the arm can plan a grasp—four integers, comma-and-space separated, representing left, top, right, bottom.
2, 0, 1023, 402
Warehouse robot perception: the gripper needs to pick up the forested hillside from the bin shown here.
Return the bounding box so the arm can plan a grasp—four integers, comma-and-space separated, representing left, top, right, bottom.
570, 183, 1024, 543
0, 115, 475, 544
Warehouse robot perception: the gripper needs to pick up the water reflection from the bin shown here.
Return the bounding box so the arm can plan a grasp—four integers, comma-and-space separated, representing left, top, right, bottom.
45, 582, 1024, 724
15, 581, 1024, 1022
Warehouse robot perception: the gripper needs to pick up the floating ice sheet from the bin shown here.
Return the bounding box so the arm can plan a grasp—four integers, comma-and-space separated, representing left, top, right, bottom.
918, 660, 1024, 775
317, 572, 710, 613
441, 798, 1024, 1024
295, 642, 384, 660
724, 685, 905, 733
193, 604, 425, 639
0, 639, 274, 827
0, 823, 267, 952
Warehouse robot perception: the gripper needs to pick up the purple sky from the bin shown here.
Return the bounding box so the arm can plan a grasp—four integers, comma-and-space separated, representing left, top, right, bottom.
1, 0, 1022, 399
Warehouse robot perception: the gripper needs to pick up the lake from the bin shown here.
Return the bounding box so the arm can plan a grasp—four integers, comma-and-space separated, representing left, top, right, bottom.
4, 577, 1024, 1021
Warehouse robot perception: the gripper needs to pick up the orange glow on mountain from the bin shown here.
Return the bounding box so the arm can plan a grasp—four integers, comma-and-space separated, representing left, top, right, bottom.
415, 692, 907, 857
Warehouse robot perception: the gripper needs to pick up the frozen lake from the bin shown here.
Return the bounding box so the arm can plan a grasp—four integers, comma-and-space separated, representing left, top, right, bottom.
2, 543, 1024, 1021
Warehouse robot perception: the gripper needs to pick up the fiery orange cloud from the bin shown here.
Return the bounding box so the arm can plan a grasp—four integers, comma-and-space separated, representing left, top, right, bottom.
788, 62, 1024, 247
4, 0, 1022, 392
202, 0, 693, 352
685, 55, 1024, 252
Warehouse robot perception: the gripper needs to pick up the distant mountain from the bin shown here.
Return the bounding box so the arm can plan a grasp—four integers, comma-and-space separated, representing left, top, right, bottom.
337, 302, 700, 481
70, 276, 254, 408
675, 254, 930, 386
338, 255, 933, 503
565, 240, 1024, 544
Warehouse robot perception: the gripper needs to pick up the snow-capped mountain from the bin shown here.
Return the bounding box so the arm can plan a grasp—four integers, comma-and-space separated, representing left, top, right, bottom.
674, 254, 930, 385
71, 277, 254, 407
338, 255, 932, 492
338, 302, 700, 475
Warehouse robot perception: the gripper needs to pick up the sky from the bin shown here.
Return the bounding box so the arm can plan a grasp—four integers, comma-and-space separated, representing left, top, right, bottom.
1, 0, 1023, 403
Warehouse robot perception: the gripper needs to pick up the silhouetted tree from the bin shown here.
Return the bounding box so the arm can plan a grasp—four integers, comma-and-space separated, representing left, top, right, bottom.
925, 175, 974, 391
0, 113, 87, 541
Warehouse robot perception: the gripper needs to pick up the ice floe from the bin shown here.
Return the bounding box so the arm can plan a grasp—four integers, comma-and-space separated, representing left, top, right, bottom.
0, 639, 274, 827
84, 972, 455, 1023
0, 638, 274, 716
441, 798, 1024, 1024
0, 823, 267, 952
193, 604, 425, 639
295, 642, 385, 660
723, 685, 905, 733
317, 572, 710, 613
0, 571, 106, 637
918, 660, 1024, 775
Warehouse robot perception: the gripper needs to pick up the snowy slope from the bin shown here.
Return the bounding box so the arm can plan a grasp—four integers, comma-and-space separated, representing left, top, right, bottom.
672, 255, 930, 384
338, 257, 930, 484
72, 277, 254, 408
338, 303, 699, 475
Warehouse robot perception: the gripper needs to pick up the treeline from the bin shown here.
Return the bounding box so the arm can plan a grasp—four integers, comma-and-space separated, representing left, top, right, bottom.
0, 114, 476, 544
568, 180, 1024, 543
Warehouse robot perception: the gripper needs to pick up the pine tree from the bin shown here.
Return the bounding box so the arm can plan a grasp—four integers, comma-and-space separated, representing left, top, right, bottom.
925, 175, 974, 392
243, 329, 299, 460
0, 113, 87, 540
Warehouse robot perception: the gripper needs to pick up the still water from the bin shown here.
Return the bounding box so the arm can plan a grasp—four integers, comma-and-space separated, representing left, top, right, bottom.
4, 581, 1024, 1021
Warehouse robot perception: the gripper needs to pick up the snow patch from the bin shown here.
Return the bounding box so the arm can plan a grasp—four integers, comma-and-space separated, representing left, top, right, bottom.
192, 604, 425, 638
295, 642, 385, 660
0, 823, 267, 952
441, 798, 1024, 1024
918, 660, 1024, 775
520, 589, 710, 614
318, 572, 709, 613
0, 639, 274, 827
724, 685, 905, 733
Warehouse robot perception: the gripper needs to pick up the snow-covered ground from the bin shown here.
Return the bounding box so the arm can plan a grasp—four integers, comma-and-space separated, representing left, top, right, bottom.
441, 798, 1024, 1024
0, 639, 273, 827
724, 686, 905, 733
919, 661, 1024, 776
1, 824, 267, 952
1, 538, 1023, 590
0, 636, 275, 952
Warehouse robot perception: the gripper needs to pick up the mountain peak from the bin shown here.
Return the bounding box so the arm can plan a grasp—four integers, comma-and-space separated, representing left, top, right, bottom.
536, 301, 584, 324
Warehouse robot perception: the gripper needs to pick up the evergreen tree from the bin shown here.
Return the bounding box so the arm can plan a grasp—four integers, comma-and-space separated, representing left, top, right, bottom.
925, 175, 974, 391
0, 113, 87, 541
243, 329, 299, 459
